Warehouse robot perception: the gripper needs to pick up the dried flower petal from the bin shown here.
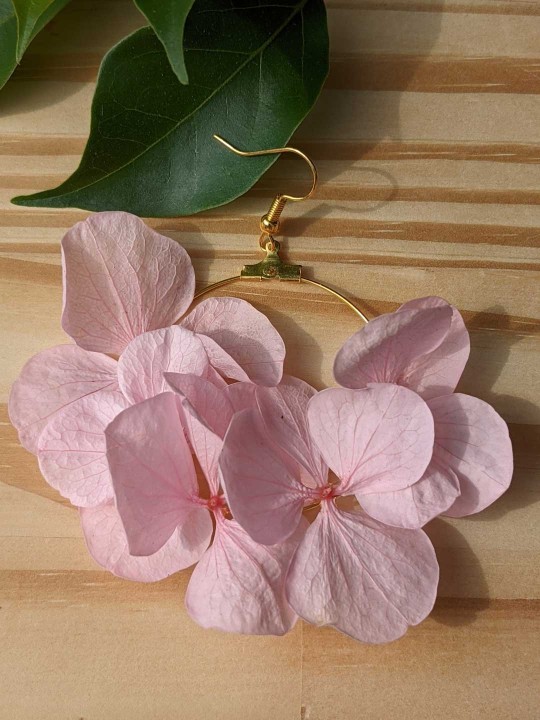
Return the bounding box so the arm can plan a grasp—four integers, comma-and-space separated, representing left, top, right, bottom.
221, 407, 307, 545
257, 377, 327, 484
117, 326, 208, 404
81, 501, 210, 582
62, 212, 195, 354
397, 297, 470, 399
430, 394, 513, 517
106, 393, 208, 556
9, 344, 118, 453
37, 390, 129, 507
334, 302, 453, 393
185, 515, 305, 635
286, 503, 438, 643
307, 385, 434, 497
225, 381, 257, 412
360, 466, 460, 529
165, 372, 234, 494
182, 297, 285, 386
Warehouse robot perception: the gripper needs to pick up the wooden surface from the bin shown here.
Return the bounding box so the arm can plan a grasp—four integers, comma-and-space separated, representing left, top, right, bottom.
1, 1, 539, 718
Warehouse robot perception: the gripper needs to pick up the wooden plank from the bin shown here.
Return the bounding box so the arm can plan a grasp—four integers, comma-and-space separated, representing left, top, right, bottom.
3, 156, 540, 206
328, 8, 540, 57
301, 599, 540, 720
2, 135, 540, 162
1, 565, 303, 720
326, 1, 540, 16
2, 86, 539, 144
12, 54, 540, 94
301, 90, 540, 144
327, 56, 540, 94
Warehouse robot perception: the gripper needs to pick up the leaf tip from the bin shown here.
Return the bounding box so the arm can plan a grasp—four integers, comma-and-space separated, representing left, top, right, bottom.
10, 193, 34, 207
10, 191, 56, 208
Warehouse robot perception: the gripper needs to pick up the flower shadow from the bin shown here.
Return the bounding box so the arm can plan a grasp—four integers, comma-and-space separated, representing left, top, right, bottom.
425, 519, 490, 627
160, 220, 328, 385
459, 304, 539, 519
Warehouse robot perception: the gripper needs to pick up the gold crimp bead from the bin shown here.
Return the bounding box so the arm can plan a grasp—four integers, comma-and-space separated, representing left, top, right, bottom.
260, 215, 280, 234
260, 195, 288, 235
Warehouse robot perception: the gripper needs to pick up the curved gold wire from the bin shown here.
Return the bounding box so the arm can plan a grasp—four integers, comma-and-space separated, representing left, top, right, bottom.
193, 275, 370, 325
213, 135, 317, 202
300, 278, 369, 323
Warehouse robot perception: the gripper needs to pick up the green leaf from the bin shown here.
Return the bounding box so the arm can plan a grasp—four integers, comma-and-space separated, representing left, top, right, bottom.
13, 0, 329, 217
0, 0, 71, 90
134, 0, 195, 85
0, 1, 18, 88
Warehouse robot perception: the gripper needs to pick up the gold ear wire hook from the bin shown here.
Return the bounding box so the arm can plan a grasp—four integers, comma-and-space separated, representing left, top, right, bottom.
213, 134, 317, 236
194, 133, 369, 323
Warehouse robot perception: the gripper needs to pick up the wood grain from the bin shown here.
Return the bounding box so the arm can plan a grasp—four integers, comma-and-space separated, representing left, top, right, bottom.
0, 0, 538, 718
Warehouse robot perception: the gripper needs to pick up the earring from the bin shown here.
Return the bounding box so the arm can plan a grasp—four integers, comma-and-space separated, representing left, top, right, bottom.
8, 136, 513, 644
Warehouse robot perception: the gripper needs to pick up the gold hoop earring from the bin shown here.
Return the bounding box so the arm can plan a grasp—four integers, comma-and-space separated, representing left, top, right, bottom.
192, 135, 370, 325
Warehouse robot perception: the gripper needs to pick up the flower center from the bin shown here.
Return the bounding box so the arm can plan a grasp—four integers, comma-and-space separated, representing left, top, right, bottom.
314, 483, 337, 502
206, 495, 226, 511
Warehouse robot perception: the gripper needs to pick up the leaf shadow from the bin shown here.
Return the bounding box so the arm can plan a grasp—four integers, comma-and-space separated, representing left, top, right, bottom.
0, 0, 145, 117
211, 1, 446, 226
291, 2, 445, 211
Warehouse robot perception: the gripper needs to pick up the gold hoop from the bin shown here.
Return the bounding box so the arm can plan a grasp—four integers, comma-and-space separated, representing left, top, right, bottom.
193, 276, 369, 324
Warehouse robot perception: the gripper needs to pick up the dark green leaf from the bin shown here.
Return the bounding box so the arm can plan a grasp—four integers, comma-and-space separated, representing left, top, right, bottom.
134, 0, 195, 84
0, 0, 71, 90
13, 0, 329, 217
0, 1, 18, 89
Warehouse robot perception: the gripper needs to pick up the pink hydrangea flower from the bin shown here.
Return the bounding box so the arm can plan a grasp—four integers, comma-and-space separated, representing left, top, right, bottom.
220, 377, 439, 643
100, 374, 302, 634
9, 213, 514, 646
333, 297, 513, 527
9, 211, 286, 511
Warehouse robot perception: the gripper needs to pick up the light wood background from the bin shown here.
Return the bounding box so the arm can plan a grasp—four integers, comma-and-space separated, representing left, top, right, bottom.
1, 1, 539, 718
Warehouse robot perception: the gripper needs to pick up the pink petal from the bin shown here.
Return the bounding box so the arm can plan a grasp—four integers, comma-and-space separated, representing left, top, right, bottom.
220, 408, 308, 545
117, 326, 208, 404
360, 465, 460, 529
37, 390, 130, 507
185, 515, 304, 635
197, 335, 250, 383
204, 363, 229, 389
8, 344, 118, 453
397, 297, 470, 399
334, 304, 452, 390
257, 376, 328, 485
106, 393, 205, 556
80, 502, 211, 582
61, 211, 195, 354
225, 381, 257, 412
286, 503, 439, 643
165, 372, 233, 439
182, 297, 285, 386
165, 372, 234, 494
427, 394, 513, 517
307, 385, 434, 497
